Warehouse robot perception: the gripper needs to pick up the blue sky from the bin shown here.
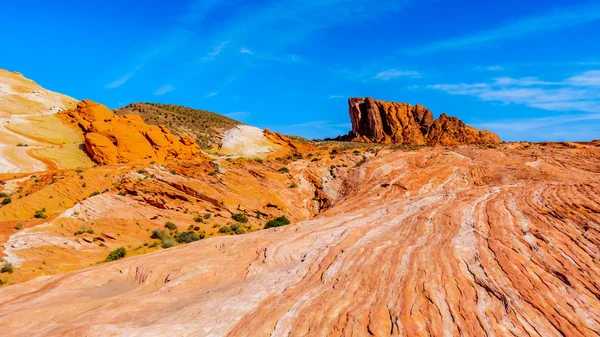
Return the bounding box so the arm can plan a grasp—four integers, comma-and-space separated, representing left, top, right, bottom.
2, 0, 600, 141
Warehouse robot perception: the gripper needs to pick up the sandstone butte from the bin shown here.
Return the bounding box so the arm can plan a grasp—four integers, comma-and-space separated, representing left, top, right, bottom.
343, 97, 501, 145
58, 100, 204, 165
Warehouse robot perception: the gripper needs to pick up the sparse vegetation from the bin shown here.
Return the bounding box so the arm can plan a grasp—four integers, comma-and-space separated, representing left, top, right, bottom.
265, 216, 291, 229
34, 208, 48, 219
137, 168, 147, 174
14, 223, 23, 230
1, 263, 13, 274
232, 213, 248, 223
74, 225, 94, 235
75, 168, 84, 173
162, 238, 175, 248
175, 231, 200, 243
355, 155, 367, 167
194, 215, 203, 223
169, 169, 177, 175
1, 196, 11, 205
289, 183, 298, 188
165, 221, 177, 231
89, 191, 101, 197
114, 103, 243, 150
104, 247, 126, 262
278, 167, 289, 173
151, 229, 168, 240
230, 224, 246, 235
16, 142, 29, 147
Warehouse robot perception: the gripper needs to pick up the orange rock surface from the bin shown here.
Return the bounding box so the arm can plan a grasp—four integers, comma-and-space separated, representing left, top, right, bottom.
58, 100, 203, 164
344, 97, 500, 145
1, 143, 599, 336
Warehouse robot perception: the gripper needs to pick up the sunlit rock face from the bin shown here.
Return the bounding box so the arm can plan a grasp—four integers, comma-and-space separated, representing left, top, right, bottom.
1, 143, 599, 337
345, 97, 500, 145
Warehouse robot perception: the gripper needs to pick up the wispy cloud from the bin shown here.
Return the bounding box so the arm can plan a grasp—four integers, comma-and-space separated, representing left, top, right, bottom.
290, 120, 351, 129
202, 41, 229, 61
374, 69, 421, 80
106, 72, 135, 89
154, 84, 175, 96
328, 95, 346, 99
224, 111, 250, 120
475, 114, 600, 131
486, 66, 504, 71
205, 91, 219, 98
239, 48, 253, 55
428, 70, 600, 113
407, 2, 600, 54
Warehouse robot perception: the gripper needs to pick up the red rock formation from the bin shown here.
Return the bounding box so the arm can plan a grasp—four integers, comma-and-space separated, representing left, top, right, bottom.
344, 97, 500, 145
59, 100, 203, 164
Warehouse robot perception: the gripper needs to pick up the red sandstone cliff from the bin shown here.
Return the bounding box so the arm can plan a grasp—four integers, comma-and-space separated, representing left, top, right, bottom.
344, 97, 500, 145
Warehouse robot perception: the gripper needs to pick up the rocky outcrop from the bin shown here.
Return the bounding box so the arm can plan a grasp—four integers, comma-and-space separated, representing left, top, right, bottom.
59, 100, 203, 164
343, 97, 500, 145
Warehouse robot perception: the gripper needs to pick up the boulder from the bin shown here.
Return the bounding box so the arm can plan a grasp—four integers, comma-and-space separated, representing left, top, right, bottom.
59, 100, 203, 164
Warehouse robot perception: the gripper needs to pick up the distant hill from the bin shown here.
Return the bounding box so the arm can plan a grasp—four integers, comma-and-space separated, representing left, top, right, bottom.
114, 103, 242, 150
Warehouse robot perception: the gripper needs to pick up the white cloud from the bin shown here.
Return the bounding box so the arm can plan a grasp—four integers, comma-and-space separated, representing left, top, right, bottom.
205, 91, 219, 98
239, 48, 253, 55
328, 95, 346, 99
224, 111, 250, 120
476, 114, 600, 131
428, 70, 600, 113
202, 41, 229, 61
374, 69, 421, 81
565, 70, 600, 86
154, 84, 176, 96
406, 2, 600, 54
486, 66, 504, 71
106, 72, 135, 89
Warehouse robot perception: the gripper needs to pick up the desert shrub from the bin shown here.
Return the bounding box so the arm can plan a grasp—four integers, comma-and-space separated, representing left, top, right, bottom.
34, 208, 48, 219
175, 231, 200, 243
151, 229, 168, 240
1, 263, 13, 274
204, 213, 212, 219
219, 226, 231, 234
75, 168, 84, 173
149, 241, 160, 248
89, 191, 100, 197
137, 168, 147, 174
14, 223, 23, 230
289, 183, 298, 188
194, 215, 203, 223
165, 221, 177, 231
1, 197, 11, 205
162, 238, 175, 248
355, 155, 367, 167
104, 247, 126, 262
265, 216, 291, 229
311, 158, 320, 162
232, 213, 248, 223
278, 167, 289, 173
230, 224, 246, 235
74, 225, 94, 235
353, 150, 360, 155
169, 169, 177, 175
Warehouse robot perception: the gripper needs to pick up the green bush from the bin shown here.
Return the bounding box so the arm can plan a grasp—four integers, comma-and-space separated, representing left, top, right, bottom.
1, 197, 11, 205
1, 263, 13, 274
265, 216, 291, 229
165, 221, 177, 231
34, 208, 48, 219
194, 215, 203, 223
289, 183, 298, 188
230, 224, 246, 235
104, 247, 126, 262
89, 191, 101, 197
162, 238, 175, 248
278, 167, 289, 173
175, 231, 200, 243
232, 213, 248, 223
151, 229, 167, 240
219, 226, 231, 234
